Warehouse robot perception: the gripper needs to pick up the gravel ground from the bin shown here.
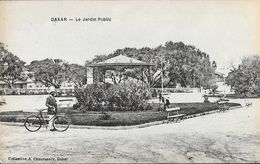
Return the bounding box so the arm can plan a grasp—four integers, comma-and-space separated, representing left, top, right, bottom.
0, 99, 259, 163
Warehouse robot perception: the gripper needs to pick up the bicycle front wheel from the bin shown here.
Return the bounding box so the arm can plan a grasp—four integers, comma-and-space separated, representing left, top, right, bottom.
24, 115, 42, 132
53, 116, 70, 132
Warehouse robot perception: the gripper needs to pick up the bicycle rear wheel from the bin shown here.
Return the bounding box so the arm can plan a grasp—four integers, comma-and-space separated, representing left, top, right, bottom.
53, 116, 70, 132
24, 115, 42, 132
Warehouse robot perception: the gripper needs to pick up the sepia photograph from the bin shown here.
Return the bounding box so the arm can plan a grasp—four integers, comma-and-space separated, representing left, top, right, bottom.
0, 0, 260, 163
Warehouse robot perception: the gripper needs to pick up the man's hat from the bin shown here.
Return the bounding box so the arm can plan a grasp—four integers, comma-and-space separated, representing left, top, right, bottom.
49, 87, 56, 93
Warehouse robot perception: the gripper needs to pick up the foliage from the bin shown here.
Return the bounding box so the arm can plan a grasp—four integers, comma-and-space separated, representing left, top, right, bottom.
66, 63, 88, 87
27, 59, 69, 88
27, 58, 87, 88
88, 41, 217, 88
76, 81, 151, 111
0, 42, 26, 88
226, 55, 260, 95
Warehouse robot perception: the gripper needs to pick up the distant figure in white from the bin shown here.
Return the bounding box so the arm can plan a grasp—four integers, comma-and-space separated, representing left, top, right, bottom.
45, 87, 57, 131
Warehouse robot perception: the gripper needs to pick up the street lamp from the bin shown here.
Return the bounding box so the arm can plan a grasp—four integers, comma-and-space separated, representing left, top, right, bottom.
161, 59, 163, 95
161, 52, 164, 96
219, 65, 229, 98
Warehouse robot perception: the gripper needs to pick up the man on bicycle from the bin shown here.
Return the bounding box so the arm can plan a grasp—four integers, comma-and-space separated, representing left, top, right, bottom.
45, 87, 57, 131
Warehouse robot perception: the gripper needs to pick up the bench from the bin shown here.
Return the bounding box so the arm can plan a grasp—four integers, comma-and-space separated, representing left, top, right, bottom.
58, 98, 77, 108
217, 101, 229, 112
166, 107, 186, 122
215, 98, 229, 104
59, 99, 74, 102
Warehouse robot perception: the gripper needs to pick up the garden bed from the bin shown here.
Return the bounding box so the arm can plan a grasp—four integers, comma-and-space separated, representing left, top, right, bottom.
0, 102, 241, 126
208, 93, 260, 99
150, 102, 240, 115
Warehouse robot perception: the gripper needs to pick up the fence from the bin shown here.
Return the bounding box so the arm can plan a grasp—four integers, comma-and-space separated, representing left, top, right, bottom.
151, 87, 201, 93
0, 88, 74, 95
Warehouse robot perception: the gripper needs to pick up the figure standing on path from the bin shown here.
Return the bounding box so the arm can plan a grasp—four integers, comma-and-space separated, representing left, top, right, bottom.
164, 97, 170, 110
45, 87, 57, 131
159, 92, 162, 102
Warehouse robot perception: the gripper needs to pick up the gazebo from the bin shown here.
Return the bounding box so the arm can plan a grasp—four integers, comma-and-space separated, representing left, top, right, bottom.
87, 54, 155, 89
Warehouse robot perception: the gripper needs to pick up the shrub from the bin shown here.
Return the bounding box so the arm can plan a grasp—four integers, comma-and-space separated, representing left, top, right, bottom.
75, 80, 151, 111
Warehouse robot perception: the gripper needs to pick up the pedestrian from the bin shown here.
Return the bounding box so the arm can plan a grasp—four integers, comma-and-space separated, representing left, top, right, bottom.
203, 94, 209, 103
161, 96, 164, 103
164, 97, 170, 110
45, 87, 57, 131
158, 91, 162, 102
152, 89, 157, 97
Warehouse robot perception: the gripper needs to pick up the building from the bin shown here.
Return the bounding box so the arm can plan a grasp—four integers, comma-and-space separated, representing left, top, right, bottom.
0, 80, 28, 95
0, 79, 76, 95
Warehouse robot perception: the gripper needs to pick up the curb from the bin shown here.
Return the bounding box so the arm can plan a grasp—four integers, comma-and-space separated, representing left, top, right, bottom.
229, 105, 243, 110
183, 105, 243, 119
0, 120, 166, 130
70, 121, 166, 130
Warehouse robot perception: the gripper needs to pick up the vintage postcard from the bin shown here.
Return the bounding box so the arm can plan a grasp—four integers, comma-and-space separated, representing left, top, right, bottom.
0, 0, 260, 163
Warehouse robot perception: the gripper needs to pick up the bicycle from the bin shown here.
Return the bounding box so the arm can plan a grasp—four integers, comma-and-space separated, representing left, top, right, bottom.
24, 109, 70, 132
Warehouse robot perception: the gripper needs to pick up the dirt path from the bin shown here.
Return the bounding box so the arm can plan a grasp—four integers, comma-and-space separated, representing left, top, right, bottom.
0, 100, 260, 163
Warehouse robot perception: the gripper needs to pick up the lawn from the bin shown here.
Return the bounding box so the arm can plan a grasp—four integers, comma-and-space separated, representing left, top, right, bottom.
0, 102, 241, 126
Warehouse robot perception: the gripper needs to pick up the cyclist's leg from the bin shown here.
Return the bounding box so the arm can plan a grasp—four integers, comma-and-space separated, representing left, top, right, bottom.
48, 114, 55, 130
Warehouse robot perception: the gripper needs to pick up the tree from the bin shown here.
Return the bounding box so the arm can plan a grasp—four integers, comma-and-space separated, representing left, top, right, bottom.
226, 55, 260, 95
27, 58, 69, 88
92, 54, 110, 64
89, 41, 217, 89
0, 42, 26, 88
66, 63, 88, 87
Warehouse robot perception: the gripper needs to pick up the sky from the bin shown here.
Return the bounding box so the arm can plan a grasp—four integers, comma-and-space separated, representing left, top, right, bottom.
0, 1, 259, 70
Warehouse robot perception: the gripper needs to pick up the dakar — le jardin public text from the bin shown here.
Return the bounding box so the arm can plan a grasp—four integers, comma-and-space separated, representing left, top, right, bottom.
51, 17, 111, 22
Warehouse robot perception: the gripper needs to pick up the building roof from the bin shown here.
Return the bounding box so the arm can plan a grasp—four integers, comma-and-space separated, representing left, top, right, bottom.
87, 54, 155, 68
